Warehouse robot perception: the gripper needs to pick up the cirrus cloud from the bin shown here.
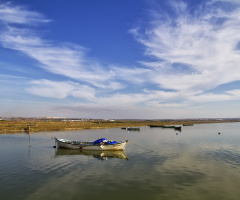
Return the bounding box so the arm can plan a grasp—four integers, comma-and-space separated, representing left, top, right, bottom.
26, 79, 96, 100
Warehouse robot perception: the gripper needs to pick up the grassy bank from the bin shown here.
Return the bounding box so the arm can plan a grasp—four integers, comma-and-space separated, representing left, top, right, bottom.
1, 118, 239, 134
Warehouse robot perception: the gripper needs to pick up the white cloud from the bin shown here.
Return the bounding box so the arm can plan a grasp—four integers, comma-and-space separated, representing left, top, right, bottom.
26, 79, 96, 100
133, 0, 240, 98
111, 65, 151, 85
209, 0, 240, 5
0, 28, 122, 89
0, 2, 50, 24
189, 89, 240, 103
0, 2, 124, 91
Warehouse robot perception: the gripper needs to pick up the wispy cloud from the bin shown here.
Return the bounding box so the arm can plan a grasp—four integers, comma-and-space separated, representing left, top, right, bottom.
0, 2, 50, 25
111, 65, 150, 85
189, 89, 240, 103
26, 79, 96, 100
131, 0, 240, 105
0, 28, 120, 89
0, 2, 123, 92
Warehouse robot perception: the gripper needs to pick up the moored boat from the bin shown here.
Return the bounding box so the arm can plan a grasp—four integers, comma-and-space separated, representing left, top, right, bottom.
55, 138, 128, 150
126, 127, 140, 131
162, 125, 182, 130
162, 125, 175, 128
174, 126, 182, 131
148, 125, 164, 128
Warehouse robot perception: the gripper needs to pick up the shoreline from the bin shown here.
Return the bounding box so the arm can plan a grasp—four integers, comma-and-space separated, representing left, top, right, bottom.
1, 119, 240, 134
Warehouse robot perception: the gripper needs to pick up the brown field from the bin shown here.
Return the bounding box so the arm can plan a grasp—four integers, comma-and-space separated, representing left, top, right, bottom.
1, 118, 239, 134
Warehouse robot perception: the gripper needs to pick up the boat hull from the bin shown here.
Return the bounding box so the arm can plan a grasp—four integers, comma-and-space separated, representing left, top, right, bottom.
149, 125, 164, 128
55, 138, 128, 150
174, 126, 182, 131
162, 125, 175, 128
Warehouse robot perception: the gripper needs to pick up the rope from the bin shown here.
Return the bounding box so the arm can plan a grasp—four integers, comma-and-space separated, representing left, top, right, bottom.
29, 138, 54, 147
128, 141, 154, 152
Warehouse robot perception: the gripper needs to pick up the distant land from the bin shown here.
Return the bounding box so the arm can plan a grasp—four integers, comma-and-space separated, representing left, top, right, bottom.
1, 117, 240, 133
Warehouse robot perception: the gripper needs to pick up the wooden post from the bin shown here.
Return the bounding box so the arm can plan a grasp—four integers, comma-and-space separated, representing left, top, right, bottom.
27, 124, 31, 147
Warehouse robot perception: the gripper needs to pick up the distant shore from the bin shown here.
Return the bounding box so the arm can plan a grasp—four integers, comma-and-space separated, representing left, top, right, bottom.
1, 118, 240, 134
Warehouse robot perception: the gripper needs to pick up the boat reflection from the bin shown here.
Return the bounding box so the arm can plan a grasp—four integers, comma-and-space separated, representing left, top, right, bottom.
55, 148, 129, 160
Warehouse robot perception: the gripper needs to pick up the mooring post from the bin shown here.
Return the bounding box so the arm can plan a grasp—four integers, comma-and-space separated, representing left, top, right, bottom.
27, 124, 31, 147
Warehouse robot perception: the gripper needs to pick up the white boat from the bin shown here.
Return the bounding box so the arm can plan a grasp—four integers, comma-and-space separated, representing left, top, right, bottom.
55, 138, 128, 150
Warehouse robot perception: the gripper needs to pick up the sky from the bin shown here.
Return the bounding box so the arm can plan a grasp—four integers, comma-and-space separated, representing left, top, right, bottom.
1, 0, 240, 119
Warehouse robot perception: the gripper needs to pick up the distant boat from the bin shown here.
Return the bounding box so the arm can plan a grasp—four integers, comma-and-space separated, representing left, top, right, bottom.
162, 125, 175, 128
126, 127, 140, 131
55, 138, 128, 150
148, 125, 164, 128
174, 126, 182, 131
121, 127, 140, 131
162, 125, 182, 131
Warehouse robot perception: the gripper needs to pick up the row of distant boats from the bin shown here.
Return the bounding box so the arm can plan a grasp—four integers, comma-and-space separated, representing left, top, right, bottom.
121, 123, 194, 131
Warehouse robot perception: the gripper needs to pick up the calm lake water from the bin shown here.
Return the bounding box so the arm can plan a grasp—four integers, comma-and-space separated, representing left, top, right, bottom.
1, 123, 240, 200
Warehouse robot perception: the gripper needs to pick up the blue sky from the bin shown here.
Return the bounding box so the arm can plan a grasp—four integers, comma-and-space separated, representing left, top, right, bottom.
1, 0, 240, 119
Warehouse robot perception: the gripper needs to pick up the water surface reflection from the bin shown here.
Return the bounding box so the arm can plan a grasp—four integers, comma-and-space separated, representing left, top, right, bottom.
55, 148, 129, 160
0, 123, 240, 200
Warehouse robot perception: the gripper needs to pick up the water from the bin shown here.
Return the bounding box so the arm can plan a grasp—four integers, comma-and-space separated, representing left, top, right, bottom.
1, 123, 240, 200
